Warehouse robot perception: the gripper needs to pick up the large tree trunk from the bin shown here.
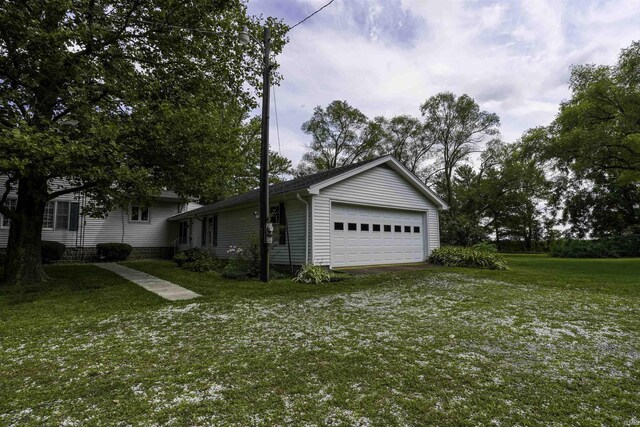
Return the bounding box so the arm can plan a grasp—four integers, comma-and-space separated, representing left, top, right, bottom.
2, 176, 49, 286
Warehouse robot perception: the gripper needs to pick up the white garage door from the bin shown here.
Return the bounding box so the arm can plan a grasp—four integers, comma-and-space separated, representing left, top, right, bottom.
331, 203, 425, 267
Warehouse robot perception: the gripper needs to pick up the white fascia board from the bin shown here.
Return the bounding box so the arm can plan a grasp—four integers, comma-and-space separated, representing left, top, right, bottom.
307, 156, 449, 210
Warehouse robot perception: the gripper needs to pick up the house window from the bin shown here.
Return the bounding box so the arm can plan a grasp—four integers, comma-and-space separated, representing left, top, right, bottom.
384, 225, 391, 232
201, 217, 207, 247
372, 224, 381, 232
207, 215, 218, 246
1, 199, 17, 228
130, 205, 150, 222
52, 201, 80, 230
348, 223, 357, 231
361, 223, 369, 231
270, 203, 287, 244
334, 222, 344, 230
414, 226, 420, 233
394, 225, 401, 232
178, 221, 189, 244
55, 202, 70, 229
43, 202, 55, 229
404, 226, 411, 233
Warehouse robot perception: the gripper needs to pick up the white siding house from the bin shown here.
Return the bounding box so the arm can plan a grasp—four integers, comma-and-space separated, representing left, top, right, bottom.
0, 176, 200, 260
170, 156, 448, 269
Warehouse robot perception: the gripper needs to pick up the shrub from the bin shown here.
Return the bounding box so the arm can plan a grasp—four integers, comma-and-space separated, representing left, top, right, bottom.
472, 242, 498, 253
293, 264, 332, 284
222, 239, 260, 279
96, 242, 133, 261
550, 236, 640, 258
428, 246, 509, 270
173, 248, 224, 272
41, 241, 66, 264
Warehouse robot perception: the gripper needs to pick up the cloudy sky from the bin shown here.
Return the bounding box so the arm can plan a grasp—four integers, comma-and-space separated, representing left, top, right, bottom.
246, 0, 640, 166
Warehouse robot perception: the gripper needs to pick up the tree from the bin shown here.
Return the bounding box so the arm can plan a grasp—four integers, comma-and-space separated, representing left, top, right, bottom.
0, 1, 288, 285
484, 143, 551, 250
539, 41, 640, 236
216, 116, 292, 201
296, 100, 377, 175
373, 115, 435, 176
550, 41, 640, 184
420, 92, 500, 211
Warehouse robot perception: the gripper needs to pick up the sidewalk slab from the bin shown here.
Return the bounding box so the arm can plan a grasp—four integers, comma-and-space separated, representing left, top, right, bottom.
95, 263, 201, 301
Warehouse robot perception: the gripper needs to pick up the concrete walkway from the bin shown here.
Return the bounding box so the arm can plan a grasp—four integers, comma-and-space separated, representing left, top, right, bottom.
95, 263, 201, 301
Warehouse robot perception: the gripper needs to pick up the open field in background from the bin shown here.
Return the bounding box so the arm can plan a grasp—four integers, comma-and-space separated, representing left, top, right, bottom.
1, 256, 639, 426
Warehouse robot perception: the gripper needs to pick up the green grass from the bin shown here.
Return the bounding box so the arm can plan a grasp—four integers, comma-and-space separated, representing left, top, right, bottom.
1, 256, 639, 426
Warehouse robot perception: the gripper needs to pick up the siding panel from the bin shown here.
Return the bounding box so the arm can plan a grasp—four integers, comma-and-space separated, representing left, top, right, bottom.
0, 175, 188, 249
312, 166, 440, 265
187, 199, 309, 266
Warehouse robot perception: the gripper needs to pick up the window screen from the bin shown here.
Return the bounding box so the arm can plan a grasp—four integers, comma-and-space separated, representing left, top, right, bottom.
1, 199, 17, 228
43, 202, 55, 229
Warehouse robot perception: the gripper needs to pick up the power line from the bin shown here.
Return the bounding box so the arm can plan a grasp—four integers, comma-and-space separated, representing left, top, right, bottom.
288, 0, 336, 32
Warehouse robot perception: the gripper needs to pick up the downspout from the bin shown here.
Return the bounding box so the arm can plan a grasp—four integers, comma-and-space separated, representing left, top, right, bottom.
296, 193, 309, 264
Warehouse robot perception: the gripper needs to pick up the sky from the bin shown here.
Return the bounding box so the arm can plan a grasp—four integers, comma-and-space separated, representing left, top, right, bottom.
246, 0, 640, 167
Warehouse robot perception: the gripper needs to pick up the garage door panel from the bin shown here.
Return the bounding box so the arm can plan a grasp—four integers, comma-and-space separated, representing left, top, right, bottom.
331, 203, 425, 267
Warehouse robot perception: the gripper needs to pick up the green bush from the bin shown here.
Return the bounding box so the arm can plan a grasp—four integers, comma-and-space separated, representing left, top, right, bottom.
428, 246, 509, 270
222, 240, 260, 279
550, 236, 640, 258
472, 242, 498, 253
96, 242, 133, 262
41, 241, 66, 264
293, 264, 332, 284
173, 248, 224, 272
493, 240, 549, 253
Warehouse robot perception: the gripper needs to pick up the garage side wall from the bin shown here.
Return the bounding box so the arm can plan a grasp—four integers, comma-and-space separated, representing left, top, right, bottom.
427, 209, 440, 253
311, 166, 441, 266
187, 200, 308, 265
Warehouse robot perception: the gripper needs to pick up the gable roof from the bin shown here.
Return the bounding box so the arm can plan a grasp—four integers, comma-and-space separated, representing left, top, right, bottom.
168, 155, 448, 221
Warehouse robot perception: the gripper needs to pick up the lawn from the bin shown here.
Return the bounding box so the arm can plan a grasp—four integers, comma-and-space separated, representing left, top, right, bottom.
1, 256, 639, 426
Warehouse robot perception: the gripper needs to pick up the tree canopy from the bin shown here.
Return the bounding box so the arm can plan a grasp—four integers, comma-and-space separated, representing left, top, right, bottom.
0, 0, 288, 285
296, 100, 377, 175
538, 41, 640, 237
420, 92, 500, 212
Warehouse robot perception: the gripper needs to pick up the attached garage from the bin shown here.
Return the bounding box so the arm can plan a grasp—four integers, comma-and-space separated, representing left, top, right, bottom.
169, 155, 447, 270
331, 204, 425, 267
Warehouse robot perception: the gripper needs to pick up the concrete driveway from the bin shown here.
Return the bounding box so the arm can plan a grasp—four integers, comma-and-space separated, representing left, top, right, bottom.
332, 262, 441, 275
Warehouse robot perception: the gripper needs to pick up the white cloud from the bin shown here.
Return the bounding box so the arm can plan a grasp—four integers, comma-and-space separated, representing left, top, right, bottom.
249, 0, 640, 165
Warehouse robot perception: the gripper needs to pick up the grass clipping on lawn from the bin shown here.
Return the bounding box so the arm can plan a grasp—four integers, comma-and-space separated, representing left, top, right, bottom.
1, 260, 639, 426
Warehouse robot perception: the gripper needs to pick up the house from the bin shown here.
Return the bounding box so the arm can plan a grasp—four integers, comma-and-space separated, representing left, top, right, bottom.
169, 155, 448, 268
0, 177, 200, 261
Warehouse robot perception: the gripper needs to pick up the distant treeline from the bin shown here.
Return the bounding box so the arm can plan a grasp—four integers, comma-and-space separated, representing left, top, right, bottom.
494, 235, 640, 258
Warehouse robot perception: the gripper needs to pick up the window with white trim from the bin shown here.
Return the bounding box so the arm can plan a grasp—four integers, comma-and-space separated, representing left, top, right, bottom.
0, 199, 18, 228
55, 201, 70, 229
43, 202, 55, 229
54, 201, 80, 231
130, 205, 150, 222
1, 199, 17, 228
